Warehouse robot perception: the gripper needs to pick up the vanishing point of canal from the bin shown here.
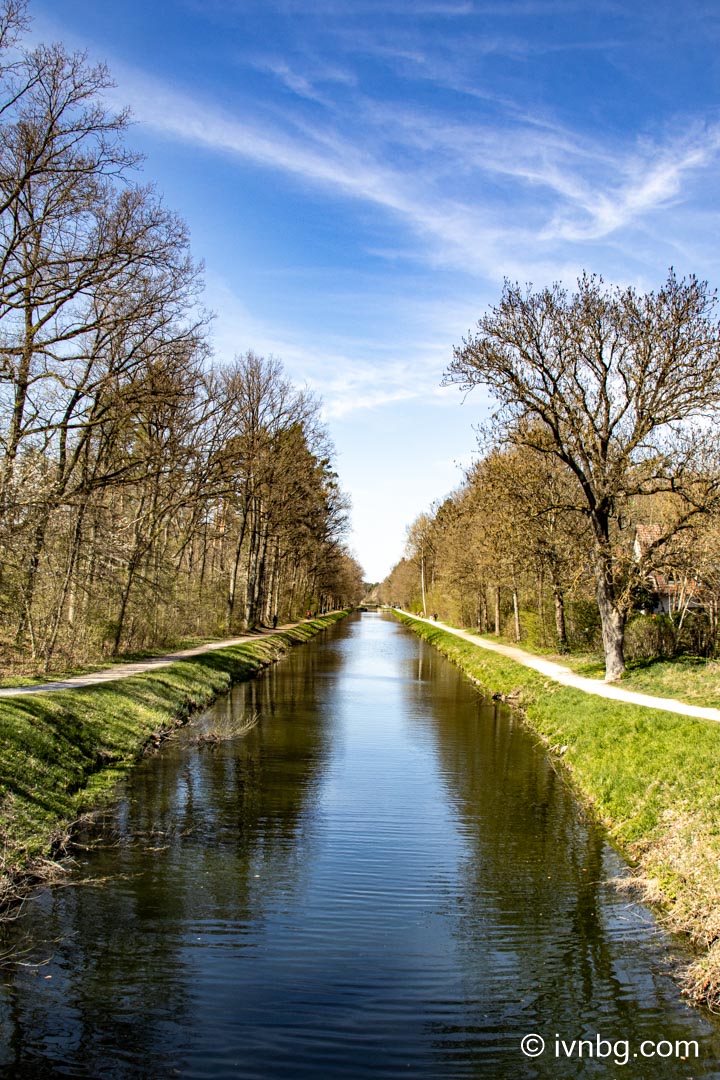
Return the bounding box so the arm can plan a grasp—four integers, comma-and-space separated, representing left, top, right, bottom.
1, 612, 720, 1078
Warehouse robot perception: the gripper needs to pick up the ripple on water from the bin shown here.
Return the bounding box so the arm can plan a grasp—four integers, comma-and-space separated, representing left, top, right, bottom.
0, 613, 719, 1078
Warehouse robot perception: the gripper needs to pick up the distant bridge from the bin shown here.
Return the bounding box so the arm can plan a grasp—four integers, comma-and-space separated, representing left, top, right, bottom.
358, 598, 381, 611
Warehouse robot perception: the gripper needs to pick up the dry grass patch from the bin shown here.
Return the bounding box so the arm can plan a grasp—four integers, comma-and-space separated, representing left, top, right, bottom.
192, 711, 260, 747
626, 808, 720, 1011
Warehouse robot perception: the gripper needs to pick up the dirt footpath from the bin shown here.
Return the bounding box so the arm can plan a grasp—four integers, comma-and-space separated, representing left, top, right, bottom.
0, 625, 301, 698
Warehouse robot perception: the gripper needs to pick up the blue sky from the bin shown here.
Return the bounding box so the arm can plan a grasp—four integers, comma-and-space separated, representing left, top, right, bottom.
29, 0, 720, 580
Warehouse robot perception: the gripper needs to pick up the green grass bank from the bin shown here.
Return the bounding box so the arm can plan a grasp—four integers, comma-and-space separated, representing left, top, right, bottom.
0, 613, 347, 905
395, 611, 720, 1011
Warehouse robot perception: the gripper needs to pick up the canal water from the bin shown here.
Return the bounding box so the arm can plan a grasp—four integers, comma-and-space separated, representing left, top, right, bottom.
1, 612, 719, 1078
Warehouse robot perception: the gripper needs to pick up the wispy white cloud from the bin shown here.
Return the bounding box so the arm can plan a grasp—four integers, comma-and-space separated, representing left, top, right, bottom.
110, 51, 720, 284
344, 94, 720, 255
245, 54, 357, 105
213, 0, 477, 15
192, 0, 594, 18
258, 59, 327, 103
205, 273, 453, 418
109, 66, 529, 273
544, 125, 720, 241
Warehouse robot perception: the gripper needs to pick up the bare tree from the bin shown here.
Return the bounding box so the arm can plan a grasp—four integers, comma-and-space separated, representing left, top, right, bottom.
0, 12, 358, 673
472, 443, 589, 650
202, 353, 349, 631
405, 511, 437, 614
0, 19, 213, 664
446, 271, 720, 680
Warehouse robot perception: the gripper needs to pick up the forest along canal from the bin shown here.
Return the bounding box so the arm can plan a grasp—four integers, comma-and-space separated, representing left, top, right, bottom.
1, 613, 720, 1079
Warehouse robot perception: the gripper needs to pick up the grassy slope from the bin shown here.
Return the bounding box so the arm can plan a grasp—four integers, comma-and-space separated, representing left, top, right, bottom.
395, 612, 720, 1008
0, 615, 346, 888
475, 629, 720, 708
0, 636, 244, 689
618, 657, 720, 710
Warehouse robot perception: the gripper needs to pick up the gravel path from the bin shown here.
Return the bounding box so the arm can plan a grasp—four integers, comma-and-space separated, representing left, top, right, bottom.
6, 613, 719, 723
0, 626, 298, 698
408, 613, 720, 723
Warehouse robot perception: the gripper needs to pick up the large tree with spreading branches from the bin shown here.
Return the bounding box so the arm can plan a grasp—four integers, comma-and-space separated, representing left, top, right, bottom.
446, 270, 720, 680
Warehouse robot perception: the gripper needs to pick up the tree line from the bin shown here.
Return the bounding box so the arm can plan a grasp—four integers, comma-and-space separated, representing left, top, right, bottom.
0, 1, 363, 674
382, 271, 720, 681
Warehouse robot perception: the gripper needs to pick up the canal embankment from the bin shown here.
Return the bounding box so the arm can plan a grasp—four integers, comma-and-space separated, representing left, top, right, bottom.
5, 609, 718, 1075
0, 613, 347, 908
394, 610, 720, 1011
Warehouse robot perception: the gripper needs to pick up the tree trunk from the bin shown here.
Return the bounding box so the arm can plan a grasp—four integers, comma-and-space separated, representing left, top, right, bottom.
113, 511, 147, 656
113, 553, 140, 657
537, 568, 547, 646
255, 524, 270, 624
550, 560, 569, 652
420, 552, 427, 614
494, 585, 501, 635
0, 301, 34, 515
16, 517, 49, 645
553, 586, 569, 652
595, 549, 626, 681
477, 587, 488, 633
512, 576, 521, 642
43, 500, 87, 671
227, 511, 248, 625
264, 540, 281, 624
244, 501, 264, 629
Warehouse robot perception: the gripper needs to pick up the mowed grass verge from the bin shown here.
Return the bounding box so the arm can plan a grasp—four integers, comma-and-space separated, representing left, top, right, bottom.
0, 614, 346, 901
395, 611, 720, 1011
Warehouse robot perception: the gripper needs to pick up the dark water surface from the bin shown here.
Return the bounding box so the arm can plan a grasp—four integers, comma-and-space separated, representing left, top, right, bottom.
1, 612, 719, 1077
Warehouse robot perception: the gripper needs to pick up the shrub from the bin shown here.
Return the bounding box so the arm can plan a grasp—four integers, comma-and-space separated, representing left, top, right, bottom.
567, 598, 602, 652
625, 614, 677, 661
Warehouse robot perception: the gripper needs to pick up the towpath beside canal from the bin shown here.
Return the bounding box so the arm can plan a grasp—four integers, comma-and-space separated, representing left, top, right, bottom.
0, 623, 305, 697
402, 611, 720, 723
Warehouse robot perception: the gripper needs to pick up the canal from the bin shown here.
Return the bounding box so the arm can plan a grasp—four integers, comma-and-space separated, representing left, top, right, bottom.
1, 611, 719, 1077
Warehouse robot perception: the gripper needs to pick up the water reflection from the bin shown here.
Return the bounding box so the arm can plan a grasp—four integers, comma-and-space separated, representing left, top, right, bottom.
412, 638, 705, 1075
0, 634, 338, 1077
0, 613, 718, 1078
